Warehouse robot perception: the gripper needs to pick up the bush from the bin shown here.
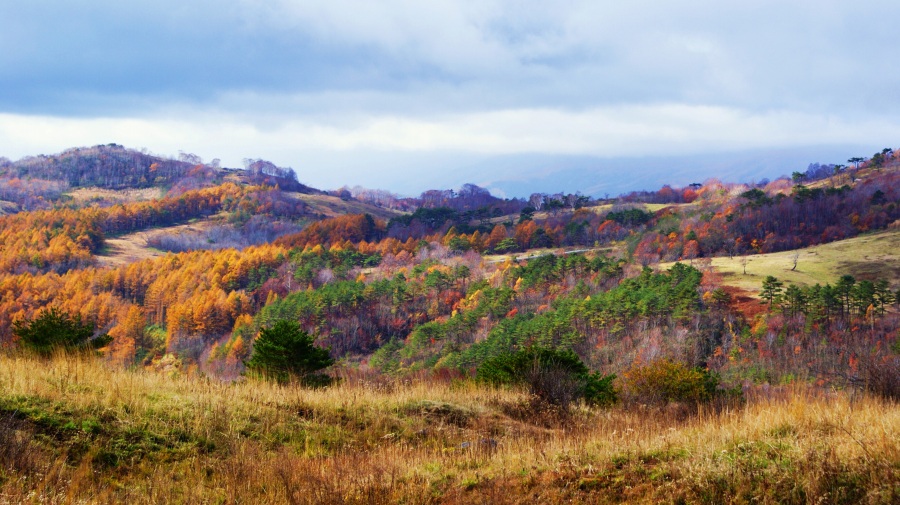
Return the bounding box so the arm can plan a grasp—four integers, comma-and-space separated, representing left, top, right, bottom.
623, 358, 720, 405
857, 354, 900, 401
477, 347, 617, 409
12, 307, 111, 356
244, 320, 334, 384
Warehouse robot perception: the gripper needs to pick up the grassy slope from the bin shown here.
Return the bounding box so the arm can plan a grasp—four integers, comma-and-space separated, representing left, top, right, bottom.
703, 228, 900, 296
290, 193, 402, 221
0, 200, 17, 215
510, 202, 682, 224
95, 222, 206, 268
66, 186, 166, 204
1, 353, 898, 504
658, 228, 900, 300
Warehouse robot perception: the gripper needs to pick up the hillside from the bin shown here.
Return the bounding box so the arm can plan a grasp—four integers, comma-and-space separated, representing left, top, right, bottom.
655, 228, 900, 322
0, 145, 898, 503
696, 228, 900, 296
291, 192, 403, 222
0, 146, 895, 373
0, 145, 320, 211
0, 144, 198, 190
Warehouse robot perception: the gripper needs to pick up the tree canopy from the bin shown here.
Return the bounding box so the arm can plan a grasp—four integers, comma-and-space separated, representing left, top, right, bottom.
13, 307, 111, 356
244, 320, 334, 384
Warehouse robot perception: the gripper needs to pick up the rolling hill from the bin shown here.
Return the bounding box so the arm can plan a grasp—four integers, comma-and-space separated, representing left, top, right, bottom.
0, 144, 897, 504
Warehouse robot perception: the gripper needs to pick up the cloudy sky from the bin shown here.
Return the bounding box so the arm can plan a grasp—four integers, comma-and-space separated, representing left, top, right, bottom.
1, 1, 898, 196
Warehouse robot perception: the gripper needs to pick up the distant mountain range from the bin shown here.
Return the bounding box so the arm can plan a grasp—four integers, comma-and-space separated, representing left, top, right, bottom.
263, 144, 879, 198
0, 143, 881, 199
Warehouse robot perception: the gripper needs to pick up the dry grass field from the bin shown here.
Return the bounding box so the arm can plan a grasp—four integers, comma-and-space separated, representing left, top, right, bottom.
507, 202, 686, 224
95, 223, 211, 267
66, 187, 166, 204
1, 353, 897, 504
290, 193, 402, 221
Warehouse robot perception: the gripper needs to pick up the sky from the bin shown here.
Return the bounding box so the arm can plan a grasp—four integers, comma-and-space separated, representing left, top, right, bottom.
1, 1, 898, 197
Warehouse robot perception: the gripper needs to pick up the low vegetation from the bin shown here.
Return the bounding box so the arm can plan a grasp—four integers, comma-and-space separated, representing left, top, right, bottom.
476, 346, 617, 409
12, 307, 111, 356
0, 353, 897, 504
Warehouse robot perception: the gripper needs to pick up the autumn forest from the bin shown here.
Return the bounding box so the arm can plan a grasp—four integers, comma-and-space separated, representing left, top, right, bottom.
1, 144, 899, 503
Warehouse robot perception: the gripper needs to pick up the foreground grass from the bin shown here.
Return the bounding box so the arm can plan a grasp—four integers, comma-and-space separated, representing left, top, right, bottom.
1, 354, 898, 504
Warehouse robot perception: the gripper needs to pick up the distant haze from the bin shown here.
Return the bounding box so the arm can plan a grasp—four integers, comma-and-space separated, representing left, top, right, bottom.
290, 145, 871, 197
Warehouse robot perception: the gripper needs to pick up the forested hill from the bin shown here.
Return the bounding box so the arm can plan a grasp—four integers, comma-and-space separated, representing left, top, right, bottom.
0, 144, 320, 210
0, 144, 896, 394
0, 144, 199, 189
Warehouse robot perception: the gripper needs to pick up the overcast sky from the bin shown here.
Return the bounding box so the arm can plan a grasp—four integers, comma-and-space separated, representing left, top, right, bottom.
1, 1, 897, 195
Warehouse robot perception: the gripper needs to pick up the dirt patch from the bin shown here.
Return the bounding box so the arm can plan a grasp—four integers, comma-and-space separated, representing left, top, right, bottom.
838, 259, 900, 283
723, 285, 766, 319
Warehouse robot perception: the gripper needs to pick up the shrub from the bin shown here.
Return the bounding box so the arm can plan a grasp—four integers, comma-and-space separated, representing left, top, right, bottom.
857, 354, 900, 401
12, 307, 111, 356
477, 347, 617, 409
623, 358, 720, 405
244, 320, 334, 384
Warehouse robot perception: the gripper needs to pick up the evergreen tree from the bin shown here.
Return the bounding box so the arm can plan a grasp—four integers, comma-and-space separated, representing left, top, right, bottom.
477, 346, 616, 409
13, 307, 110, 356
760, 276, 784, 308
835, 275, 856, 319
873, 279, 895, 315
782, 284, 806, 316
244, 320, 333, 384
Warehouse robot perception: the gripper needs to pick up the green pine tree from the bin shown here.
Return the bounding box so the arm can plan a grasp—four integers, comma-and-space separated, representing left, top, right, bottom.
244, 320, 334, 384
13, 307, 111, 356
760, 276, 784, 308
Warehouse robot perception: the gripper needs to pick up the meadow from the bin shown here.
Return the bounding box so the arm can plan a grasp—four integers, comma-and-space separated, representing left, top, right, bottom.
1, 353, 898, 504
663, 228, 900, 297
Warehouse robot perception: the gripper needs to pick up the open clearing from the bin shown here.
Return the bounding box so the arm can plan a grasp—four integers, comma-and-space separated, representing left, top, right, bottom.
92, 194, 400, 267
95, 222, 211, 267
290, 193, 402, 221
66, 186, 165, 204
689, 228, 900, 296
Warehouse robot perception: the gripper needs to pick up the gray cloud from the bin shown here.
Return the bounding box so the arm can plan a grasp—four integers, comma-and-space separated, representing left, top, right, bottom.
5, 1, 897, 115
1, 1, 898, 195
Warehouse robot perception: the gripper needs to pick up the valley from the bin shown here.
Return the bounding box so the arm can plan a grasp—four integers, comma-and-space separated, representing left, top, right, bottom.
0, 144, 897, 503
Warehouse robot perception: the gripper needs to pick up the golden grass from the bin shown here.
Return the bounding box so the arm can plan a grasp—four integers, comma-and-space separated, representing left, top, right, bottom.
1, 353, 898, 504
95, 221, 219, 267
516, 202, 688, 223
289, 193, 402, 221
66, 187, 165, 204
96, 234, 166, 267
